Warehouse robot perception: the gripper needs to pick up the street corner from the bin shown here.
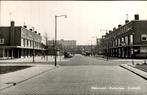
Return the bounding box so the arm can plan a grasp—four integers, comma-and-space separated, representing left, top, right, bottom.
120, 64, 147, 80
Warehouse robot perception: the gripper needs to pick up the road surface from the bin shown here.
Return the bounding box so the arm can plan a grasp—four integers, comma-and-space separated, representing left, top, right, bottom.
1, 55, 147, 95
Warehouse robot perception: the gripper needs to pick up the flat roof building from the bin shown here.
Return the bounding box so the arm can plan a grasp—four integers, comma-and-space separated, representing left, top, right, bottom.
0, 21, 45, 59
99, 14, 147, 58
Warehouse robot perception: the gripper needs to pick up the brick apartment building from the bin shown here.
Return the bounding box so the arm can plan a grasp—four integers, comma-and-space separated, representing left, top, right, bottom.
0, 21, 46, 59
99, 14, 147, 58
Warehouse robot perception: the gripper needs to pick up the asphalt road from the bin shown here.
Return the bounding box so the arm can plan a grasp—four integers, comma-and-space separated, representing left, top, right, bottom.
1, 55, 147, 95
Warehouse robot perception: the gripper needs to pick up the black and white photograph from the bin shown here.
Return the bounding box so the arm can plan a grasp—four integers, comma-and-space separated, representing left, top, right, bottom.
0, 0, 147, 95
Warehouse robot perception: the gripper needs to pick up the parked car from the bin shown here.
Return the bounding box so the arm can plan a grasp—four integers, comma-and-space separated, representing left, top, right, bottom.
64, 52, 72, 58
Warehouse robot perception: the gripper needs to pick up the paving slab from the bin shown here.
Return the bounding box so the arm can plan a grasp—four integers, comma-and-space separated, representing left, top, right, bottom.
0, 64, 56, 91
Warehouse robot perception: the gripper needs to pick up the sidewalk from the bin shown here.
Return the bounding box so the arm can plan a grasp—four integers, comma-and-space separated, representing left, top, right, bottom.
0, 64, 56, 91
120, 64, 147, 80
93, 55, 147, 80
0, 56, 69, 63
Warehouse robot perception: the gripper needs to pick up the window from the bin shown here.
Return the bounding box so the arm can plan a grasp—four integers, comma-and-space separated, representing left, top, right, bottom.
0, 38, 4, 44
115, 39, 117, 46
121, 37, 124, 43
28, 40, 29, 47
27, 40, 29, 47
25, 39, 27, 47
32, 41, 34, 47
21, 38, 23, 46
23, 39, 25, 46
121, 37, 125, 46
125, 36, 128, 45
130, 35, 133, 44
118, 39, 120, 46
30, 41, 32, 47
140, 47, 147, 53
141, 34, 147, 41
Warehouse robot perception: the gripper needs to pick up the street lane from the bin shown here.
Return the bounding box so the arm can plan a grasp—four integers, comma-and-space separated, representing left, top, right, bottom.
1, 55, 147, 95
59, 54, 126, 66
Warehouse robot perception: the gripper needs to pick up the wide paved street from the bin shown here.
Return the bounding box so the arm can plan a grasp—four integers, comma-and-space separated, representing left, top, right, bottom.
1, 55, 147, 95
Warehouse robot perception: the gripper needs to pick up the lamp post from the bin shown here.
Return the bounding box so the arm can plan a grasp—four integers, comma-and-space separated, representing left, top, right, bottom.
54, 15, 67, 66
33, 38, 35, 63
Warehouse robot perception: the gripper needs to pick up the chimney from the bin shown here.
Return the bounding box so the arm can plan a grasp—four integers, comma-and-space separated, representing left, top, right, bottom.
134, 14, 139, 20
102, 36, 104, 39
109, 30, 112, 33
38, 33, 40, 35
10, 21, 15, 27
113, 27, 116, 31
125, 20, 129, 24
29, 29, 32, 31
24, 25, 27, 28
118, 24, 122, 28
102, 36, 105, 39
10, 21, 15, 45
125, 14, 129, 24
34, 31, 37, 33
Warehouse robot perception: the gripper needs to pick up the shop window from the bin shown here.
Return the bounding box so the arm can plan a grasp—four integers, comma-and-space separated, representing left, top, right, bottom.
141, 34, 147, 41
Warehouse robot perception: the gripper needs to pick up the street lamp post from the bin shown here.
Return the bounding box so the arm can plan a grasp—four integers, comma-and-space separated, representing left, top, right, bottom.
54, 15, 67, 66
33, 38, 35, 63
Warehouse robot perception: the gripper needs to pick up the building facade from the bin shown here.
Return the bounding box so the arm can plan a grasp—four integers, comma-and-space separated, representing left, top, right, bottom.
99, 14, 147, 58
0, 21, 46, 59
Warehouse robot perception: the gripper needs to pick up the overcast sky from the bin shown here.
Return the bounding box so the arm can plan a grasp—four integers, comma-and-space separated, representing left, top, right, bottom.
0, 1, 147, 45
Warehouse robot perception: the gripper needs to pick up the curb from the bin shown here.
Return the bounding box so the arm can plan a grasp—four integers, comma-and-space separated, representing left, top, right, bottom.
0, 66, 57, 91
120, 64, 147, 80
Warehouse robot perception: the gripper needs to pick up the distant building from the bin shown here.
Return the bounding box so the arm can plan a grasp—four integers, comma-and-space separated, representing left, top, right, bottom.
47, 39, 76, 54
99, 14, 147, 58
0, 21, 46, 59
58, 39, 76, 50
76, 45, 96, 55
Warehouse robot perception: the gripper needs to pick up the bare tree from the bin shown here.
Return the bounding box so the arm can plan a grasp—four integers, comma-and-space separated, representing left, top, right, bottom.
43, 32, 49, 61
